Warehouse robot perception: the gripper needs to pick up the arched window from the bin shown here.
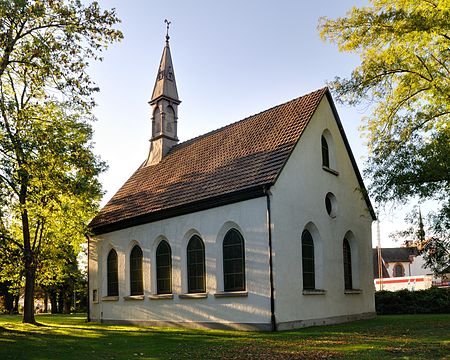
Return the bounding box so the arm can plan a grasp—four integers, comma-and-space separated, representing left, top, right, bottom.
223, 229, 245, 292
156, 240, 172, 294
302, 230, 315, 290
107, 249, 119, 297
165, 106, 175, 136
187, 235, 206, 293
325, 192, 337, 218
321, 135, 330, 168
343, 238, 353, 290
130, 245, 143, 295
393, 264, 404, 277
153, 107, 161, 134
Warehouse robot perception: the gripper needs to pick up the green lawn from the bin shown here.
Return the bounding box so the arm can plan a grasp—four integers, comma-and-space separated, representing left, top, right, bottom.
0, 314, 449, 359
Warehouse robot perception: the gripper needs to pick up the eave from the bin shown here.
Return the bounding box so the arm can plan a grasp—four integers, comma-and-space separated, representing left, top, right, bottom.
90, 184, 269, 235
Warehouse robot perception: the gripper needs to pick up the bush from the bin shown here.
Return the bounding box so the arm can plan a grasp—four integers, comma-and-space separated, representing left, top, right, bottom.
375, 287, 450, 315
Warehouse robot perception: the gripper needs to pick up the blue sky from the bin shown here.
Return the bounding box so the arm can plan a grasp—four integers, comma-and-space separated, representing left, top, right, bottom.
90, 0, 411, 246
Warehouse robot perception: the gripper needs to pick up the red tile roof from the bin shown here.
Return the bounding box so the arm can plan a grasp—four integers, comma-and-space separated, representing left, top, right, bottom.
90, 87, 373, 234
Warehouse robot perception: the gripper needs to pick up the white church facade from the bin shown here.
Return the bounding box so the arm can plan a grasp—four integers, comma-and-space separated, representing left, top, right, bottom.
88, 31, 376, 331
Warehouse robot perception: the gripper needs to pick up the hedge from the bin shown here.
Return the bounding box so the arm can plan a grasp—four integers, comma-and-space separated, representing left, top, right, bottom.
375, 287, 450, 315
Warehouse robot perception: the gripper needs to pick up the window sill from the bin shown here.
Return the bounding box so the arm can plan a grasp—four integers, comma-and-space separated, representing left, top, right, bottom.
178, 293, 208, 299
148, 294, 174, 300
123, 295, 145, 301
302, 289, 327, 295
322, 166, 339, 176
345, 289, 362, 294
214, 291, 248, 298
102, 296, 119, 301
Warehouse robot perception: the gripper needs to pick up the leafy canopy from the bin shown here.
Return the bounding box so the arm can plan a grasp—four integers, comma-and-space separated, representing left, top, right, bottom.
0, 0, 122, 323
319, 0, 449, 196
319, 0, 449, 269
0, 0, 122, 107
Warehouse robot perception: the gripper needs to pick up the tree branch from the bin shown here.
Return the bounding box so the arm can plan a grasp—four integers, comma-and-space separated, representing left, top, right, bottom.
0, 173, 20, 197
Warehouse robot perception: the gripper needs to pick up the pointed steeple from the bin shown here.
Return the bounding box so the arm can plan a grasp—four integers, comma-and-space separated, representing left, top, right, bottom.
150, 21, 179, 104
418, 208, 425, 242
145, 20, 181, 166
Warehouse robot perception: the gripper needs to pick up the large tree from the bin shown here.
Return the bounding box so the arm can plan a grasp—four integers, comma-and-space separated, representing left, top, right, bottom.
319, 0, 450, 272
0, 0, 121, 323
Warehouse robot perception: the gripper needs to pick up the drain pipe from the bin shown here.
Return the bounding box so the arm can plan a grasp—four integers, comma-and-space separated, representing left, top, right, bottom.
85, 234, 91, 322
264, 186, 276, 331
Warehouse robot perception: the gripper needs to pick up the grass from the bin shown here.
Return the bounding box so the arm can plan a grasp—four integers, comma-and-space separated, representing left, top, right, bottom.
0, 314, 449, 359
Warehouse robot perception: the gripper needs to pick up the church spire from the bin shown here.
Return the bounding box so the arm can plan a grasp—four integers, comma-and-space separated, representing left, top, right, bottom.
145, 20, 181, 166
150, 19, 179, 104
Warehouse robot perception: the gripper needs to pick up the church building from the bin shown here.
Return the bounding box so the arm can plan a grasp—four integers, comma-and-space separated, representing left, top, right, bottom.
88, 29, 376, 331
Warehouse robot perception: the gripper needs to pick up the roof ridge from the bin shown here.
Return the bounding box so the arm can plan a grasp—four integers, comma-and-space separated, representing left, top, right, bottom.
170, 87, 328, 153
92, 86, 331, 234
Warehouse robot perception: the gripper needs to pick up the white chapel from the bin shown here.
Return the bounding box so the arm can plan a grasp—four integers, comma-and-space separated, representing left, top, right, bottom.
88, 29, 376, 331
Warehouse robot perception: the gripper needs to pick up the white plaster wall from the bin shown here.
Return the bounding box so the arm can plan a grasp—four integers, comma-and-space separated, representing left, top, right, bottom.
385, 261, 411, 277
409, 255, 434, 277
88, 236, 100, 320
89, 197, 272, 326
270, 97, 376, 325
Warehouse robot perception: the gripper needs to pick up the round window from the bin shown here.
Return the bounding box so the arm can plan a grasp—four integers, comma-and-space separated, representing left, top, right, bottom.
325, 192, 337, 218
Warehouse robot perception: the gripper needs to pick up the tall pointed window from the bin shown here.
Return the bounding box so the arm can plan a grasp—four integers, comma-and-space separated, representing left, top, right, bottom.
187, 235, 206, 293
130, 245, 143, 295
343, 238, 353, 290
321, 135, 330, 168
156, 240, 172, 294
153, 108, 161, 135
164, 106, 175, 137
302, 230, 315, 290
223, 229, 245, 292
107, 249, 119, 297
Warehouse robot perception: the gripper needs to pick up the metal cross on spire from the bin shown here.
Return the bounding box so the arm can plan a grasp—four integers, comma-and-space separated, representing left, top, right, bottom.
164, 19, 171, 43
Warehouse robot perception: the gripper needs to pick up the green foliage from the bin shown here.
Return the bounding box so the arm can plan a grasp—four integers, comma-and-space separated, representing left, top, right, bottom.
421, 236, 450, 275
375, 288, 450, 315
319, 0, 450, 273
0, 0, 122, 323
0, 0, 123, 108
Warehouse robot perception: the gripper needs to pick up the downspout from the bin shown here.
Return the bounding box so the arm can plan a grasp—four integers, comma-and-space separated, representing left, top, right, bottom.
264, 186, 276, 332
85, 234, 90, 322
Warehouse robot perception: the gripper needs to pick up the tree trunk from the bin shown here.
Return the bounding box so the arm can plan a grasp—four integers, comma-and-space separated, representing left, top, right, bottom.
64, 297, 71, 314
22, 262, 36, 323
44, 294, 48, 313
58, 289, 64, 314
1, 282, 14, 314
50, 290, 58, 314
21, 199, 35, 323
13, 295, 19, 313
5, 291, 14, 314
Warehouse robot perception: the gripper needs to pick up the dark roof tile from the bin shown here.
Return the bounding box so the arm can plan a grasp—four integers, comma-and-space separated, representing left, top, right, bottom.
376, 247, 418, 263
90, 88, 338, 234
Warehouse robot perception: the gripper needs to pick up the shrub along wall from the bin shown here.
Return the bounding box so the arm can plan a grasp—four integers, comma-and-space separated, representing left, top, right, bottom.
375, 287, 450, 315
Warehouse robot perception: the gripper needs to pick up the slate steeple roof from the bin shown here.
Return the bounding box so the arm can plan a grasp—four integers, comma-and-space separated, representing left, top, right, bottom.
150, 35, 179, 104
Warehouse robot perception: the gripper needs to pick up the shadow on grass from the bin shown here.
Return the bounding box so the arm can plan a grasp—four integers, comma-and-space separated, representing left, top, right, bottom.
1, 314, 449, 359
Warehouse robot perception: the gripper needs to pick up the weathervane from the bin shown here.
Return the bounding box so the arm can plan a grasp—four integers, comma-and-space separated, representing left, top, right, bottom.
164, 19, 171, 43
